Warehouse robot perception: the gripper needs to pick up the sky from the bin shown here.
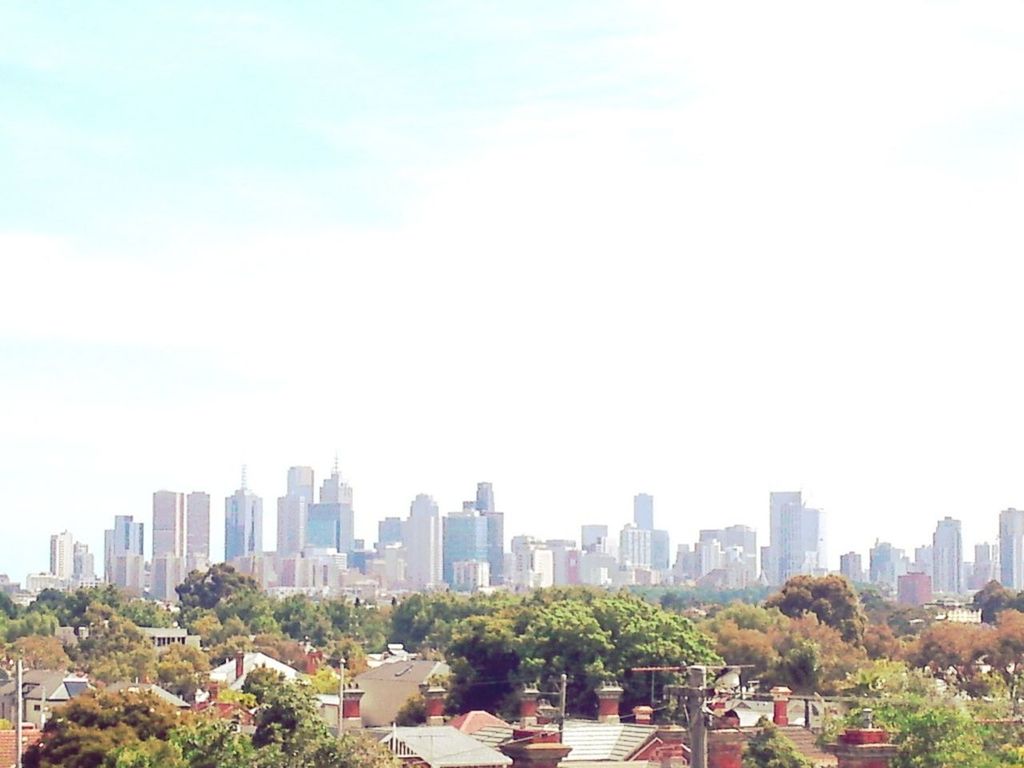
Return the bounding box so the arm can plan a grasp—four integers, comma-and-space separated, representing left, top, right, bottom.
2, 2, 1024, 580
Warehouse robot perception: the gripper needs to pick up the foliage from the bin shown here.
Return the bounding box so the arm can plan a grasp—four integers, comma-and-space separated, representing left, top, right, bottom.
766, 575, 867, 645
4, 611, 59, 642
974, 581, 1016, 625
242, 665, 285, 704
23, 689, 180, 768
156, 644, 211, 701
863, 701, 991, 768
394, 693, 427, 726
170, 719, 256, 768
306, 665, 341, 695
743, 722, 812, 768
11, 634, 73, 670
73, 604, 158, 684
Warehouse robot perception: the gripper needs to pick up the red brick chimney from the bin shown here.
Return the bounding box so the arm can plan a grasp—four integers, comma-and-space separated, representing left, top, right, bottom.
831, 712, 898, 768
234, 652, 245, 682
500, 728, 572, 768
653, 725, 687, 768
341, 685, 365, 729
596, 682, 624, 724
423, 684, 447, 726
633, 705, 654, 725
520, 684, 541, 726
707, 728, 746, 768
770, 686, 792, 726
305, 649, 324, 675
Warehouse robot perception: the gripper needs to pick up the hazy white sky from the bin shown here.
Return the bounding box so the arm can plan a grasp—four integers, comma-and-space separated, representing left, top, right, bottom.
2, 2, 1024, 579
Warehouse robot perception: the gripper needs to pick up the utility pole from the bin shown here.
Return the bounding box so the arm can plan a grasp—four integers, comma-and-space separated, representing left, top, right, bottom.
687, 666, 708, 768
338, 658, 346, 736
16, 659, 23, 768
559, 673, 567, 726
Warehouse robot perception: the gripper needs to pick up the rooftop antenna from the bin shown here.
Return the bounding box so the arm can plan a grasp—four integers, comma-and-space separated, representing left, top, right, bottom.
333, 452, 340, 476
241, 464, 248, 491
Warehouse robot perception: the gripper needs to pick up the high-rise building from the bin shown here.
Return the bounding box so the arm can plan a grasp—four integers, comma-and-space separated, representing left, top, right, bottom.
49, 531, 74, 581
619, 524, 652, 568
318, 464, 355, 555
839, 551, 865, 583
378, 517, 403, 548
869, 541, 908, 590
971, 542, 999, 589
72, 542, 96, 584
474, 482, 503, 585
307, 503, 342, 552
764, 491, 826, 585
898, 572, 933, 607
442, 505, 489, 587
104, 515, 144, 583
403, 494, 442, 589
152, 491, 186, 558
225, 471, 263, 562
581, 525, 609, 553
633, 493, 654, 530
186, 491, 210, 571
651, 529, 671, 571
1000, 508, 1024, 589
277, 467, 314, 557
932, 516, 963, 594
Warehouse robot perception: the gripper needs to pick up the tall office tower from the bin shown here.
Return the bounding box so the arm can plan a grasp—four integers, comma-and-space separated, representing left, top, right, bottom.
72, 542, 96, 584
49, 531, 74, 580
225, 470, 263, 562
152, 491, 186, 558
764, 491, 826, 585
1000, 508, 1024, 589
932, 516, 963, 594
913, 545, 934, 574
317, 463, 355, 555
972, 543, 999, 589
185, 491, 211, 571
650, 529, 671, 571
581, 524, 610, 553
474, 482, 503, 585
277, 466, 314, 556
619, 524, 652, 568
442, 504, 490, 587
633, 493, 655, 530
869, 541, 908, 590
723, 524, 758, 582
403, 494, 442, 589
104, 515, 144, 583
840, 552, 865, 583
378, 517, 403, 548
545, 539, 581, 585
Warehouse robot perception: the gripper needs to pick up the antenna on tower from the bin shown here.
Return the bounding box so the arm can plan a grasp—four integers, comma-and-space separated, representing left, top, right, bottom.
333, 453, 340, 476
241, 464, 248, 491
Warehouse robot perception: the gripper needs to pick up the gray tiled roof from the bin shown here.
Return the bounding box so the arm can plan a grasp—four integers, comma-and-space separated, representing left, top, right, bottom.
469, 720, 658, 763
375, 725, 512, 767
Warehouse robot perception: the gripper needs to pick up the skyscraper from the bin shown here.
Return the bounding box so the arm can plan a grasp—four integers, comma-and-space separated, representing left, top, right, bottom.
475, 482, 503, 585
72, 542, 96, 584
840, 551, 865, 583
277, 466, 314, 556
1000, 508, 1024, 589
869, 541, 908, 590
581, 524, 609, 553
764, 491, 826, 585
932, 516, 963, 594
225, 470, 263, 562
378, 517, 403, 548
633, 493, 654, 530
152, 490, 186, 558
186, 491, 211, 571
104, 515, 144, 583
442, 504, 489, 587
403, 494, 442, 589
49, 531, 74, 580
317, 463, 355, 554
619, 524, 652, 568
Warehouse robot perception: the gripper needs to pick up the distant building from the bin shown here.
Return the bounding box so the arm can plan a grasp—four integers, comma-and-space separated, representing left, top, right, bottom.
403, 494, 442, 590
619, 524, 652, 568
581, 525, 609, 554
763, 491, 826, 585
151, 555, 186, 602
475, 482, 504, 585
633, 493, 654, 530
224, 471, 263, 562
651, 529, 671, 571
377, 517, 403, 548
971, 542, 999, 589
442, 505, 489, 587
72, 542, 96, 585
839, 551, 864, 583
104, 515, 143, 585
1000, 508, 1024, 589
152, 490, 186, 558
452, 560, 490, 592
186, 491, 211, 571
547, 539, 581, 585
897, 572, 933, 606
318, 464, 355, 555
869, 541, 908, 591
49, 531, 74, 581
933, 517, 963, 594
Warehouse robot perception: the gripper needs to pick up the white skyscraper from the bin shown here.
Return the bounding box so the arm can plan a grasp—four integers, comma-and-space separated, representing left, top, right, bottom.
277, 466, 314, 556
1000, 508, 1024, 589
403, 494, 441, 589
619, 524, 652, 568
764, 491, 826, 585
933, 516, 963, 594
186, 491, 211, 571
49, 531, 75, 581
152, 490, 186, 558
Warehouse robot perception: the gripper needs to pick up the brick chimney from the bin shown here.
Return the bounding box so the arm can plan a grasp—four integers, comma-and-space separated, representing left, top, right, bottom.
633, 705, 654, 725
770, 686, 792, 726
341, 685, 365, 729
305, 649, 324, 675
653, 725, 687, 768
520, 684, 541, 726
500, 728, 572, 768
707, 728, 746, 768
234, 652, 245, 683
422, 684, 447, 726
831, 711, 898, 768
596, 682, 623, 724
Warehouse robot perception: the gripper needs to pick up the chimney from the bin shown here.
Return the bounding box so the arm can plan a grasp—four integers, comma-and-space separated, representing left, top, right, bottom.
831, 711, 898, 768
207, 680, 221, 702
500, 728, 572, 768
596, 682, 623, 724
633, 705, 654, 725
770, 686, 792, 726
707, 728, 746, 768
654, 725, 687, 768
305, 649, 323, 675
422, 684, 447, 726
234, 652, 245, 683
520, 684, 541, 726
342, 685, 365, 729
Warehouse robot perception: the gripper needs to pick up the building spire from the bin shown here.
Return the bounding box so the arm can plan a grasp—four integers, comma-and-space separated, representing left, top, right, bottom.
241, 464, 248, 491
333, 452, 340, 476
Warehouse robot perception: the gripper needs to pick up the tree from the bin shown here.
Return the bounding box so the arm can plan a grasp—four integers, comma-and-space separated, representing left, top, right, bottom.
867, 701, 989, 768
743, 722, 811, 768
980, 609, 1024, 713
394, 693, 427, 726
11, 635, 72, 670
905, 621, 986, 695
177, 565, 261, 614
973, 580, 1015, 625
170, 719, 256, 768
766, 575, 866, 645
74, 604, 158, 684
156, 644, 211, 701
306, 665, 341, 695
23, 689, 180, 768
242, 665, 285, 704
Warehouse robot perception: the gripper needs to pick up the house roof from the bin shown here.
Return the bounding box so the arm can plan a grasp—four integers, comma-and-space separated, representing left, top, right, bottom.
0, 671, 86, 702
470, 720, 658, 763
356, 659, 447, 683
376, 725, 512, 768
353, 660, 449, 727
105, 682, 190, 709
209, 652, 299, 690
449, 710, 510, 735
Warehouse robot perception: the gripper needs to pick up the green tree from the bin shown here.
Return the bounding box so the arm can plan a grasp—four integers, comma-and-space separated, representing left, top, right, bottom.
156, 643, 211, 701
11, 634, 73, 670
866, 702, 989, 768
74, 604, 158, 684
242, 665, 285, 704
177, 564, 261, 613
170, 719, 256, 768
743, 722, 812, 768
973, 581, 1015, 625
766, 575, 867, 645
